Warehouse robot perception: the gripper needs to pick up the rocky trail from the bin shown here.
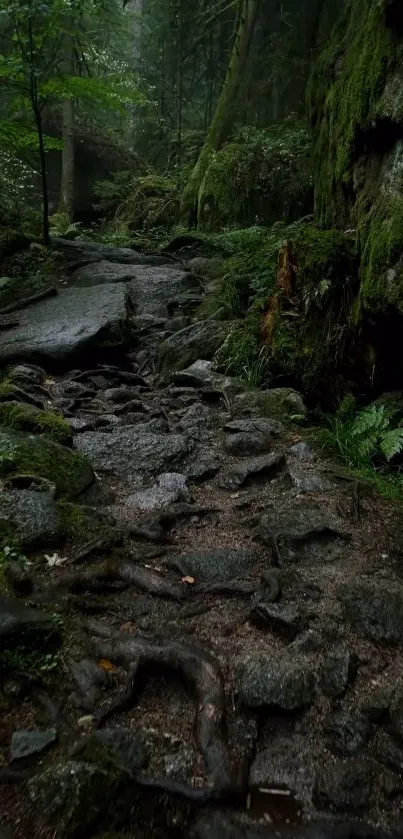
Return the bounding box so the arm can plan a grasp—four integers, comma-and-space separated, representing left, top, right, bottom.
1, 238, 403, 839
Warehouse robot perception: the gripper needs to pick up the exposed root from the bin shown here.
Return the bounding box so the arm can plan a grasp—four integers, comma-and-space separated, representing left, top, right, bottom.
93, 634, 232, 789
55, 558, 189, 601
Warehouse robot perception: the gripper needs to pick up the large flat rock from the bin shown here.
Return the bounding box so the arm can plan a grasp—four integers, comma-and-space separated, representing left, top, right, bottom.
0, 284, 132, 365
71, 261, 199, 317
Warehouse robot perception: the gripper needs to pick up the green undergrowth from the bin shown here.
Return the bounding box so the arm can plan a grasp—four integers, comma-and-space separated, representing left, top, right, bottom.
315, 395, 403, 500
198, 122, 313, 231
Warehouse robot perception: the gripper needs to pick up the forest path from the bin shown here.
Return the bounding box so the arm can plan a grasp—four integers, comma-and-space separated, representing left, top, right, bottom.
1, 238, 402, 839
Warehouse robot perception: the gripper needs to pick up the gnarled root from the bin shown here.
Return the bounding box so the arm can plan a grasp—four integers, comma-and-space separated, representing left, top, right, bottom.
93, 634, 231, 789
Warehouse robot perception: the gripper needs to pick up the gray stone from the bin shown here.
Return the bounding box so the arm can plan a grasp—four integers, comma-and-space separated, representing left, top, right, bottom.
171, 359, 238, 392
75, 427, 189, 485
69, 659, 108, 712
288, 467, 333, 493
83, 728, 148, 773
325, 711, 371, 756
184, 449, 222, 482
0, 284, 132, 365
124, 487, 180, 512
377, 737, 403, 772
159, 320, 235, 370
259, 503, 348, 564
11, 728, 57, 761
220, 453, 285, 490
236, 656, 316, 711
313, 760, 372, 813
250, 600, 306, 639
289, 441, 316, 460
158, 472, 188, 491
103, 386, 138, 403
341, 584, 403, 642
28, 760, 125, 836
0, 489, 62, 548
249, 735, 315, 809
168, 548, 260, 583
362, 688, 391, 722
178, 403, 216, 437
0, 595, 60, 650
224, 417, 284, 436
224, 432, 273, 457
51, 237, 172, 265
321, 651, 357, 698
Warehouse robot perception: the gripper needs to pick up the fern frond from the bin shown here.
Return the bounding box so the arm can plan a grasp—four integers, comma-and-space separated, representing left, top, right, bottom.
380, 428, 403, 462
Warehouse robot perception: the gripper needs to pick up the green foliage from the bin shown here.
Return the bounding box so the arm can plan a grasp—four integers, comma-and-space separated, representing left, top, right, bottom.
198, 121, 312, 231
99, 171, 180, 232
215, 321, 269, 386
318, 398, 403, 496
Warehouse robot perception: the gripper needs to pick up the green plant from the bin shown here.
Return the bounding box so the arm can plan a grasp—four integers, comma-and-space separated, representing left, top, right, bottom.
320, 399, 403, 469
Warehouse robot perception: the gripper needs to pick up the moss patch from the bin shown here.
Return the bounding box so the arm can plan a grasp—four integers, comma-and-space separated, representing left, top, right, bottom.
0, 429, 94, 499
0, 402, 73, 446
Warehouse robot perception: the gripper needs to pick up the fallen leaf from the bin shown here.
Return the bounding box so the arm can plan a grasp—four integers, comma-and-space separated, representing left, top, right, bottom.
77, 715, 95, 729
181, 575, 195, 585
98, 658, 117, 672
44, 552, 68, 568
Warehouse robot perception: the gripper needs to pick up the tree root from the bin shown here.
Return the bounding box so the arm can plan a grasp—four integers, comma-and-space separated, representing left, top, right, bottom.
93, 634, 232, 789
55, 558, 189, 601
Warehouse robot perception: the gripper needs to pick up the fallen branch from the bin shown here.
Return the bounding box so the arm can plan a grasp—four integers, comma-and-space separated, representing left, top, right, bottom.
93, 634, 232, 788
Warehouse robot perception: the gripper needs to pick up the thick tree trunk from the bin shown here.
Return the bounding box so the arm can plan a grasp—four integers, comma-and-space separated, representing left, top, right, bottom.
181, 0, 259, 226
58, 95, 75, 220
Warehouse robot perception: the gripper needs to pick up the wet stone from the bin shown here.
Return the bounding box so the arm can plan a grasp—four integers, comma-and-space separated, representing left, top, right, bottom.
220, 453, 285, 490
313, 759, 372, 813
325, 710, 371, 756
11, 728, 57, 761
258, 503, 348, 564
341, 584, 403, 642
321, 650, 357, 698
168, 548, 260, 583
236, 656, 316, 711
250, 599, 306, 639
224, 432, 273, 457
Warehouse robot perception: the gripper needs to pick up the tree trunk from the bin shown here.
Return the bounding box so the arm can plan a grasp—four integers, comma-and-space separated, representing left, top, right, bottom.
58, 95, 75, 219
181, 0, 259, 226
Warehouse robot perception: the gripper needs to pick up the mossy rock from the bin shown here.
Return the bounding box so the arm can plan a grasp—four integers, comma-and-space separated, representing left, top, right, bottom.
0, 402, 73, 446
57, 502, 115, 543
0, 429, 94, 499
157, 319, 235, 371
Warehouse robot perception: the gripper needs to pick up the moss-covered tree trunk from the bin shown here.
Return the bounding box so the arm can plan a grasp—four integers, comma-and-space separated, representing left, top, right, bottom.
181, 0, 259, 226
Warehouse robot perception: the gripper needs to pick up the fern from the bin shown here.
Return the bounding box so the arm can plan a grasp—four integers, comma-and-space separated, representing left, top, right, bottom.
379, 428, 403, 462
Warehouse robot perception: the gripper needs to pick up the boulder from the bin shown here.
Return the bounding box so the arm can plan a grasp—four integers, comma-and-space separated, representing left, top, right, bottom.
0, 401, 73, 446
75, 427, 189, 485
313, 760, 372, 813
168, 548, 260, 584
0, 488, 62, 549
321, 651, 357, 698
11, 728, 57, 761
236, 656, 316, 711
0, 429, 94, 499
50, 237, 171, 265
325, 711, 371, 756
158, 321, 235, 370
341, 584, 403, 642
258, 503, 348, 564
0, 284, 132, 365
170, 359, 239, 392
220, 453, 285, 490
232, 388, 307, 420
72, 261, 198, 318
224, 432, 274, 457
28, 760, 126, 837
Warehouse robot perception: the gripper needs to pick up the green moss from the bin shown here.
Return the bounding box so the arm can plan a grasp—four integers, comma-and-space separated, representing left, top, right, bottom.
308, 0, 399, 225
359, 194, 403, 311
0, 430, 93, 499
198, 122, 312, 232
57, 502, 113, 542
0, 402, 73, 445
